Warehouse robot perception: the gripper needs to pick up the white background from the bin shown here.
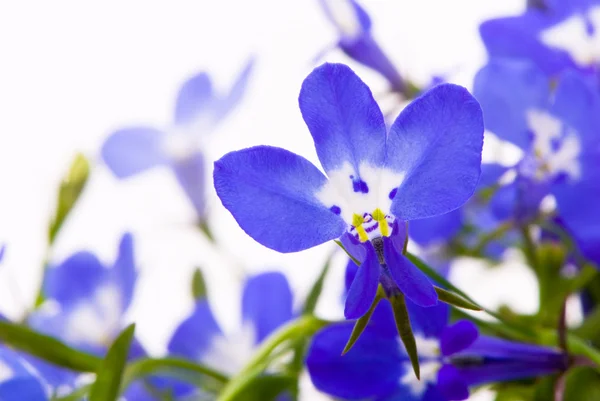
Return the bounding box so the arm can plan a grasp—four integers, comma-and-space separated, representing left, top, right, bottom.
0, 1, 543, 399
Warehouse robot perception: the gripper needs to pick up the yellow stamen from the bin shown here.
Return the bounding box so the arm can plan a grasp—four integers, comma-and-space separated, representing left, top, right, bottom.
352, 213, 364, 227
372, 208, 389, 237
352, 213, 368, 242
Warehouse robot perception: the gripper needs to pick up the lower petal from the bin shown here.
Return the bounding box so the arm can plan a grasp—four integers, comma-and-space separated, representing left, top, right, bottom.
344, 246, 380, 320
437, 365, 469, 401
440, 321, 479, 356
383, 239, 437, 307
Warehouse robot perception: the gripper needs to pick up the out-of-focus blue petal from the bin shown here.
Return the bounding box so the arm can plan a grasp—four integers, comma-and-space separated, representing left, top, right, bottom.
168, 300, 223, 361
299, 63, 386, 175
480, 163, 509, 188
473, 59, 550, 150
174, 72, 214, 126
405, 301, 448, 338
490, 182, 518, 222
44, 252, 107, 306
242, 272, 293, 344
409, 208, 463, 246
458, 360, 564, 387
339, 35, 404, 93
345, 245, 380, 319
0, 244, 5, 263
306, 322, 403, 400
0, 378, 48, 401
378, 385, 447, 401
383, 238, 437, 307
102, 127, 168, 178
388, 84, 483, 221
479, 14, 577, 76
440, 321, 479, 356
123, 381, 159, 401
213, 58, 255, 121
111, 233, 137, 314
436, 364, 469, 401
214, 146, 346, 253
172, 153, 207, 219
319, 0, 371, 34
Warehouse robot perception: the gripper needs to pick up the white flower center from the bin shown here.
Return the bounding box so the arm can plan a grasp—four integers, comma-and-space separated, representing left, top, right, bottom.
200, 323, 257, 375
163, 114, 215, 161
540, 6, 600, 66
399, 334, 441, 396
525, 109, 581, 181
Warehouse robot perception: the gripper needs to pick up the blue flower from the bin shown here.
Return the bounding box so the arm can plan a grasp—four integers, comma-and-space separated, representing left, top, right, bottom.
306, 302, 567, 401
161, 272, 293, 397
214, 63, 484, 319
101, 60, 253, 220
0, 346, 48, 401
474, 59, 600, 265
480, 0, 600, 77
317, 0, 405, 94
27, 234, 154, 399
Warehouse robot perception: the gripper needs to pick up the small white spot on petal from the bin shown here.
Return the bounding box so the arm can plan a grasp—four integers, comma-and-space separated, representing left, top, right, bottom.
0, 360, 14, 383
540, 6, 600, 66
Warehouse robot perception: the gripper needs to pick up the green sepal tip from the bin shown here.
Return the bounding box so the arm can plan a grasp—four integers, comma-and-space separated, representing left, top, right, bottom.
390, 293, 420, 380
342, 287, 384, 355
435, 286, 482, 311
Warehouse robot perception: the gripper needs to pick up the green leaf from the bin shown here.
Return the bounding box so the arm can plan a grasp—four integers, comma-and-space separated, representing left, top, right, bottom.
564, 367, 600, 401
89, 324, 135, 401
390, 294, 420, 380
342, 288, 384, 355
435, 286, 482, 311
191, 268, 208, 301
49, 153, 90, 245
302, 254, 333, 315
233, 375, 295, 401
533, 376, 557, 401
0, 320, 101, 371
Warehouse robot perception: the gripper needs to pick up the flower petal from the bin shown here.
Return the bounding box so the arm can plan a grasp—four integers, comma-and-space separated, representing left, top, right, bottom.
473, 59, 550, 150
44, 252, 107, 306
110, 233, 137, 313
299, 63, 386, 176
344, 245, 380, 319
460, 335, 567, 366
383, 238, 437, 307
0, 378, 48, 401
409, 208, 462, 246
242, 272, 293, 344
213, 58, 255, 121
436, 364, 469, 401
174, 72, 214, 126
440, 320, 479, 356
405, 302, 449, 338
388, 84, 483, 221
168, 300, 223, 360
101, 127, 168, 178
306, 321, 402, 400
172, 153, 207, 219
213, 146, 346, 253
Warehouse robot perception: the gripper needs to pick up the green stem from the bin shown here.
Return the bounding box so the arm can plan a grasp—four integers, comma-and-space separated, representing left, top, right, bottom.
216, 315, 328, 401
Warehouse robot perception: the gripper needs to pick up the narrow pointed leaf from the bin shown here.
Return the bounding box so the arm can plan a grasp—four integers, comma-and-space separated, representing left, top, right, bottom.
435, 287, 482, 311
342, 288, 384, 355
303, 254, 333, 315
390, 294, 420, 380
192, 268, 208, 301
0, 320, 101, 371
89, 324, 135, 401
49, 153, 90, 245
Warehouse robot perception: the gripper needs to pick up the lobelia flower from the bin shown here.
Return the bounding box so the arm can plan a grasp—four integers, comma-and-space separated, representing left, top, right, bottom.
27, 233, 154, 400
0, 346, 49, 401
480, 0, 600, 77
214, 63, 484, 323
101, 59, 253, 221
306, 301, 568, 401
473, 59, 600, 266
160, 271, 293, 398
317, 0, 407, 95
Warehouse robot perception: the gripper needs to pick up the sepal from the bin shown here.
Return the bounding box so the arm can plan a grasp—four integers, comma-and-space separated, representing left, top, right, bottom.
390, 293, 420, 380
342, 287, 384, 355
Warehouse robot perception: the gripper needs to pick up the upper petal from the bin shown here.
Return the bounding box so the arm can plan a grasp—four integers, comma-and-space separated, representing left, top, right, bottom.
473, 59, 550, 150
213, 58, 255, 122
101, 127, 168, 178
299, 63, 386, 176
242, 272, 294, 344
387, 84, 483, 221
306, 322, 403, 400
213, 146, 346, 253
174, 72, 214, 126
409, 208, 463, 247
